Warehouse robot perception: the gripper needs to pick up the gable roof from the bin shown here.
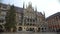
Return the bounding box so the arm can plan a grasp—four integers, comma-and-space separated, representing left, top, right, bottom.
46, 12, 60, 20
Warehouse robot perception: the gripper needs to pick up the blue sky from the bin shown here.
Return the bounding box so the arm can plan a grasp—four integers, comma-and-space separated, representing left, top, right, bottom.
2, 0, 60, 17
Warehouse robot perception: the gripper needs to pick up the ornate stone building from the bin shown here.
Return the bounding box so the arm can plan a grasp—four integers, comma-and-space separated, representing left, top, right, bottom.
0, 3, 47, 32
46, 12, 60, 32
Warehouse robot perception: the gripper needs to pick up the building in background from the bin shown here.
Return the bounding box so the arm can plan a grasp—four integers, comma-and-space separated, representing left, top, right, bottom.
46, 12, 60, 32
0, 3, 47, 32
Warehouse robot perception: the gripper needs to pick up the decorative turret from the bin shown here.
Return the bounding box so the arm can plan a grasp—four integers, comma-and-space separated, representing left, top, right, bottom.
35, 6, 37, 19
27, 2, 32, 9
23, 2, 25, 9
43, 11, 45, 18
29, 2, 32, 8
43, 11, 45, 20
35, 6, 37, 12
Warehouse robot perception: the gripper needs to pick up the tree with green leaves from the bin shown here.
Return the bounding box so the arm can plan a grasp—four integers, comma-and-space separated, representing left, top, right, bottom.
5, 5, 16, 32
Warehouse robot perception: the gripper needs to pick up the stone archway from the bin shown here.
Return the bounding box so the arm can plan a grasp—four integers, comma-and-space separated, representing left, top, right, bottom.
29, 28, 34, 31
18, 27, 22, 31
26, 28, 34, 32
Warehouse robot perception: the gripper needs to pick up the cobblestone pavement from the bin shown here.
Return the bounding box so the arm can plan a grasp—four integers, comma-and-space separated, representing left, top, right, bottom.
0, 32, 57, 34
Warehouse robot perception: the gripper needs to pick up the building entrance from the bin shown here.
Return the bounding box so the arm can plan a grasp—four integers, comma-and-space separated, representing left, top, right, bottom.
18, 27, 22, 31
0, 25, 4, 32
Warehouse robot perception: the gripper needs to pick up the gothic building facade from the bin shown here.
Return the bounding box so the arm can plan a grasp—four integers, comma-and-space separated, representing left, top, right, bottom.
0, 3, 47, 32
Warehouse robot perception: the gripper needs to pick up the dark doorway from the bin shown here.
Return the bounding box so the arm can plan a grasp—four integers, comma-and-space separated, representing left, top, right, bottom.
57, 29, 60, 32
29, 28, 34, 31
57, 29, 60, 34
0, 25, 4, 32
18, 27, 22, 31
26, 28, 34, 32
38, 28, 40, 32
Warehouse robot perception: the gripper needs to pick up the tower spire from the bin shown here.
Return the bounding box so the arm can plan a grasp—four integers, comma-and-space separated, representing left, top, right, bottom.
35, 6, 37, 21
23, 2, 25, 9
28, 2, 32, 8
35, 6, 37, 12
43, 11, 45, 21
43, 11, 45, 17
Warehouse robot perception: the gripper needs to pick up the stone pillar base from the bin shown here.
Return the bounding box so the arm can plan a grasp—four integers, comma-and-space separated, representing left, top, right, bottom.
22, 27, 26, 31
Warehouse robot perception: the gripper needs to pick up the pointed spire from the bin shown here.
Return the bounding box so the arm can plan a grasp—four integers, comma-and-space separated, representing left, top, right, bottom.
23, 2, 25, 9
28, 2, 32, 8
29, 2, 32, 6
43, 11, 45, 21
7, 4, 10, 9
26, 4, 27, 8
35, 6, 37, 11
43, 11, 45, 16
35, 6, 37, 12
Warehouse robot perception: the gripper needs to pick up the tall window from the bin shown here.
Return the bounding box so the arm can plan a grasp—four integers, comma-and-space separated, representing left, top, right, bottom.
59, 16, 60, 19
30, 19, 32, 22
33, 19, 35, 22
18, 16, 21, 21
27, 18, 29, 22
1, 11, 6, 16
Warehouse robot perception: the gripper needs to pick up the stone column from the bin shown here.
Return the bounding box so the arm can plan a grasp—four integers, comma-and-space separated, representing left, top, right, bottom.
22, 27, 26, 31
34, 27, 37, 32
16, 26, 18, 32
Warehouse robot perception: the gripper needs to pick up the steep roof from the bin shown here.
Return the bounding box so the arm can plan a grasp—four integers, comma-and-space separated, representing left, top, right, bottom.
46, 12, 60, 20
37, 12, 43, 16
0, 3, 8, 7
14, 7, 24, 13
